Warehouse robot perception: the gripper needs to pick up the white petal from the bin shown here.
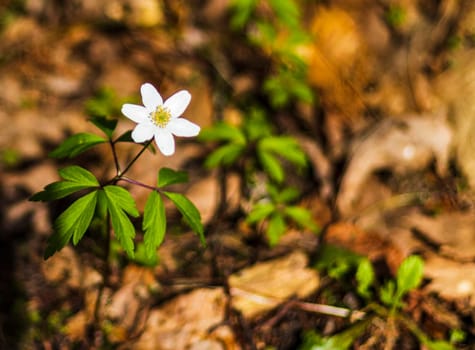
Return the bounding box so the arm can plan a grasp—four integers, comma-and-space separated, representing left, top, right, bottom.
164, 90, 191, 118
132, 123, 155, 143
167, 118, 200, 137
141, 83, 163, 110
121, 104, 149, 123
154, 129, 175, 156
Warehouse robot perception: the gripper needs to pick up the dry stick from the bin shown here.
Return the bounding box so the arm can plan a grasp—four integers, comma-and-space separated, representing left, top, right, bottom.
229, 287, 366, 321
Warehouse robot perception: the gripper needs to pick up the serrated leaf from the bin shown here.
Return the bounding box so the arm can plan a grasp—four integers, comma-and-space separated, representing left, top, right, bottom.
163, 192, 205, 245
49, 133, 107, 159
396, 255, 424, 298
266, 213, 286, 246
30, 166, 99, 202
356, 259, 375, 299
158, 168, 188, 187
283, 206, 319, 232
103, 186, 139, 258
59, 166, 100, 186
143, 191, 166, 259
199, 123, 246, 144
90, 116, 118, 138
44, 191, 98, 259
205, 143, 245, 168
258, 150, 284, 183
246, 202, 275, 224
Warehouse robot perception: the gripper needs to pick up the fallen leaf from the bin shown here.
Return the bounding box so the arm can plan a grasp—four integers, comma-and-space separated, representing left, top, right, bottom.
186, 172, 241, 225
424, 254, 475, 307
403, 211, 475, 261
436, 50, 475, 189
129, 288, 236, 350
336, 114, 452, 216
106, 265, 159, 334
228, 251, 319, 318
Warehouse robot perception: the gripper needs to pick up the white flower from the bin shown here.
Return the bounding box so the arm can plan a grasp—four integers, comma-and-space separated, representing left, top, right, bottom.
121, 83, 200, 156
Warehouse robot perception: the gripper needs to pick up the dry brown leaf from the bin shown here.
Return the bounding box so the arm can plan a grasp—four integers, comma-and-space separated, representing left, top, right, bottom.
228, 251, 319, 319
41, 246, 83, 289
402, 211, 475, 261
424, 254, 475, 307
186, 172, 241, 225
106, 265, 159, 333
436, 50, 475, 189
129, 288, 237, 350
305, 6, 371, 117
337, 115, 452, 216
326, 222, 405, 273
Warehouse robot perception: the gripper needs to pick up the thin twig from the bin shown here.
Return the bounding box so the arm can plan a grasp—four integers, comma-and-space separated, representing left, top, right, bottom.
229, 287, 366, 321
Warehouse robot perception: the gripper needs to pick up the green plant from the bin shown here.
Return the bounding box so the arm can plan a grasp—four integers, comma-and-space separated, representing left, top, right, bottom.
246, 184, 318, 245
379, 255, 424, 311
306, 253, 456, 349
31, 83, 204, 263
200, 107, 307, 184
200, 107, 315, 244
229, 0, 314, 107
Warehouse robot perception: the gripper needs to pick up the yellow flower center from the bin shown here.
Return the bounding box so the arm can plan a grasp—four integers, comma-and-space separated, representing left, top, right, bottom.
150, 105, 171, 128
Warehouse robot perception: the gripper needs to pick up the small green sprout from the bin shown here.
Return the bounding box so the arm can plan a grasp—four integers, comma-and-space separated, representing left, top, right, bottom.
246, 184, 318, 245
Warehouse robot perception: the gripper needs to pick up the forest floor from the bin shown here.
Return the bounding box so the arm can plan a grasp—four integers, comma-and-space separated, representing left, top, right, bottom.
1, 0, 475, 349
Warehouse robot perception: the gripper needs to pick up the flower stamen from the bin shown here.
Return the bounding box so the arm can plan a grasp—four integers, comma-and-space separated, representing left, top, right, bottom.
150, 106, 171, 128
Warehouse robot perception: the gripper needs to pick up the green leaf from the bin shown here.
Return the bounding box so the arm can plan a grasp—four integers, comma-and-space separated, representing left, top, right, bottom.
314, 244, 363, 280
246, 202, 275, 224
49, 133, 107, 159
133, 242, 159, 267
59, 166, 100, 186
283, 206, 319, 232
158, 168, 188, 187
30, 166, 99, 202
259, 136, 307, 167
115, 130, 133, 143
423, 340, 455, 350
143, 191, 166, 259
163, 192, 205, 245
300, 321, 369, 350
380, 280, 397, 307
266, 213, 286, 246
258, 150, 284, 183
268, 0, 300, 28
103, 186, 139, 258
205, 143, 245, 168
45, 191, 98, 259
356, 259, 375, 299
396, 255, 424, 298
273, 187, 300, 203
199, 123, 246, 144
90, 116, 117, 139
230, 0, 257, 29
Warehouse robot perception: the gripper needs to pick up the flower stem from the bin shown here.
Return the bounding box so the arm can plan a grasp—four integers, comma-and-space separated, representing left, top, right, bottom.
110, 139, 121, 174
